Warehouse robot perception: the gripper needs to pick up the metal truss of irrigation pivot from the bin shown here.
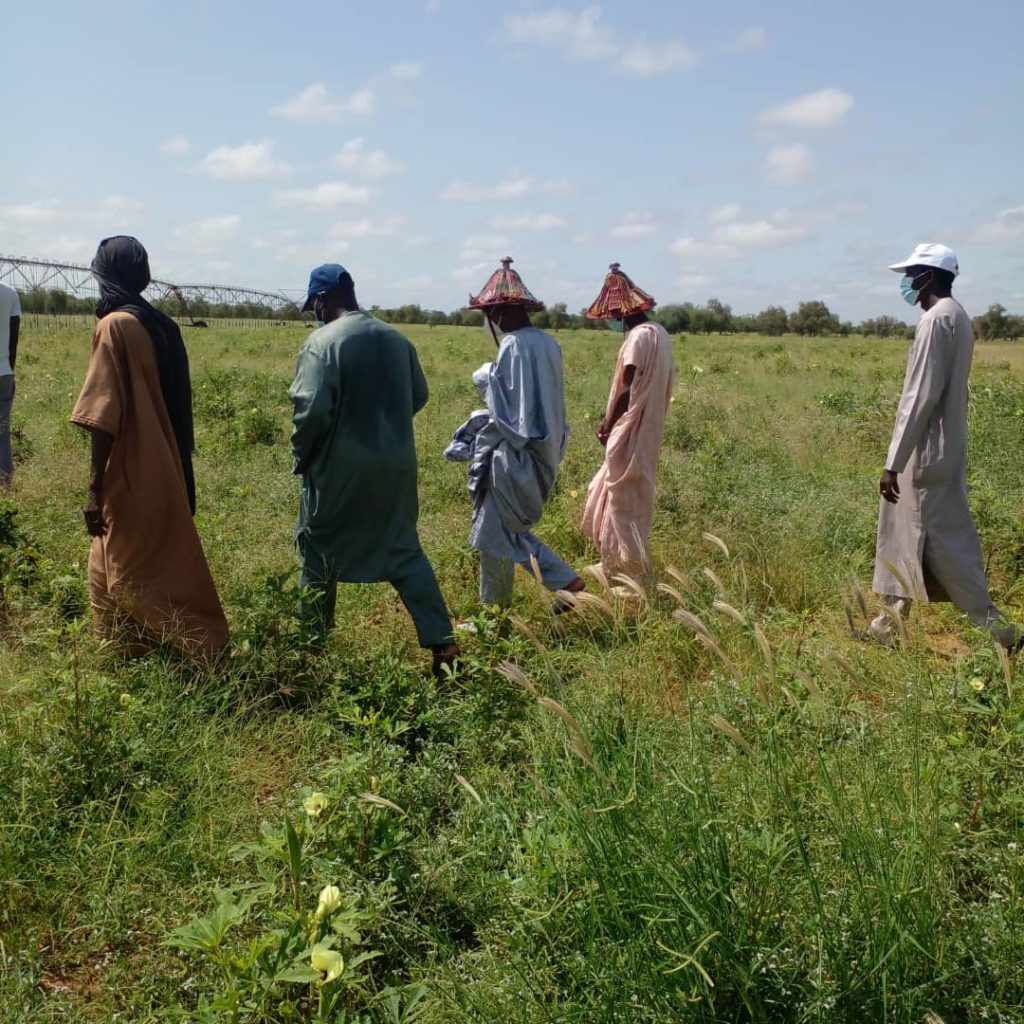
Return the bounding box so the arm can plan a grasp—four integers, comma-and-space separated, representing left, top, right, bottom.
0, 253, 299, 313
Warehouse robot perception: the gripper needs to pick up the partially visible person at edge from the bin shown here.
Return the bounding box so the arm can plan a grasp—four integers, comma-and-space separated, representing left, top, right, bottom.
288, 264, 459, 678
464, 258, 585, 608
0, 280, 21, 489
70, 236, 229, 660
581, 263, 675, 583
871, 242, 1020, 651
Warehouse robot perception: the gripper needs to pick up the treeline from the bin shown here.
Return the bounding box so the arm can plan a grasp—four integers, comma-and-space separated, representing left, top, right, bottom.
370, 298, 1024, 340
14, 286, 1023, 340
14, 287, 303, 321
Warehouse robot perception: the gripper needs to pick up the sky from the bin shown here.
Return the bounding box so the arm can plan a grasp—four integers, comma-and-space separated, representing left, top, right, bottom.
2, 0, 1022, 320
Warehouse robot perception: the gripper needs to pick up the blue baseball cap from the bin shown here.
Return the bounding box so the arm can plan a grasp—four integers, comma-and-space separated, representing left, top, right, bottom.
301, 263, 353, 312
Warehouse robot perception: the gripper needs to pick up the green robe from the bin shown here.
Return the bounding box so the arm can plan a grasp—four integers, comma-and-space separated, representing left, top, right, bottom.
289, 311, 429, 583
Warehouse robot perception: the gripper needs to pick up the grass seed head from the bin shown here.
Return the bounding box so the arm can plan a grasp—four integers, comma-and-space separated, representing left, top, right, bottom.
358, 792, 407, 816
454, 772, 484, 805
713, 600, 747, 625
710, 714, 753, 755
702, 532, 730, 560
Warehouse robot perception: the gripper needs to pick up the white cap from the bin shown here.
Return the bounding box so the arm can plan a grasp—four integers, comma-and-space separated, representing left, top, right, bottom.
888, 242, 959, 277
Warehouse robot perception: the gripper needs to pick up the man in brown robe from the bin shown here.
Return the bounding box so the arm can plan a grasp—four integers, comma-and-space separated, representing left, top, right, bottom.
71, 237, 228, 659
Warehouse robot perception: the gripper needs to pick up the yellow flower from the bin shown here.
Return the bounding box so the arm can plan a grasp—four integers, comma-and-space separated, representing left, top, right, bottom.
970, 677, 985, 692
303, 792, 329, 817
691, 365, 704, 374
316, 884, 342, 919
310, 944, 344, 984
119, 692, 133, 706
570, 490, 579, 499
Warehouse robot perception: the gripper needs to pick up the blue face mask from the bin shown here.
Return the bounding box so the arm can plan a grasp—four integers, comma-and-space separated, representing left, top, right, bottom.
899, 275, 920, 306
605, 319, 624, 332
899, 270, 932, 307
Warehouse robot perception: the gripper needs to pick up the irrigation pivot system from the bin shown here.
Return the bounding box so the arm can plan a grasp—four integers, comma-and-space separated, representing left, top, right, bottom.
0, 253, 301, 319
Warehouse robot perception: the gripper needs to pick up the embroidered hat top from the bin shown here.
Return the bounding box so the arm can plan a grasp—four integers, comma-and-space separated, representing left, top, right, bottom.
467, 257, 545, 312
585, 263, 655, 320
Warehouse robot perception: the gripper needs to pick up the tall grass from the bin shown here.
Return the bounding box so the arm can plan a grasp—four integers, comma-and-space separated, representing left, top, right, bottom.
1, 324, 1021, 1022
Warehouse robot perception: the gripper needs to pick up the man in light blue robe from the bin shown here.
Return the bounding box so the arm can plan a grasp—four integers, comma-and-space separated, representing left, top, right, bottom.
464, 259, 584, 606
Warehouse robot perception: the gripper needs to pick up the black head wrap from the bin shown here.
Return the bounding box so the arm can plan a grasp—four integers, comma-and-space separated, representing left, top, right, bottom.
91, 236, 197, 514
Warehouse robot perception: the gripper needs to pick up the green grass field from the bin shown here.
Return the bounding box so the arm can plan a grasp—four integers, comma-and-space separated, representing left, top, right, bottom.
1, 321, 1022, 1023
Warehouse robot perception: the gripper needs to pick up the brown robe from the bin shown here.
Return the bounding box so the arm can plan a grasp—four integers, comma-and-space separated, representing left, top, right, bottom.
70, 312, 228, 657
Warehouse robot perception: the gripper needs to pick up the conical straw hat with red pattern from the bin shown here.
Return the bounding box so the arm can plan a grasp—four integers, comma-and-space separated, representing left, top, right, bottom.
585, 263, 655, 320
467, 257, 545, 312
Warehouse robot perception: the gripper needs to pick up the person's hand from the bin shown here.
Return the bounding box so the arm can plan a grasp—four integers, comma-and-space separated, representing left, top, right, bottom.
83, 489, 107, 537
879, 469, 900, 505
596, 420, 611, 447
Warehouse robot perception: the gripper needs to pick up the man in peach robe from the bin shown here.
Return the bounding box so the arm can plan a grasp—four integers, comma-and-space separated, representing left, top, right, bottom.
71, 237, 228, 659
581, 264, 675, 580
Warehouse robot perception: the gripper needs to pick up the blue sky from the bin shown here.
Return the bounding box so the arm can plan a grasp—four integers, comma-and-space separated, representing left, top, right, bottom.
2, 0, 1021, 320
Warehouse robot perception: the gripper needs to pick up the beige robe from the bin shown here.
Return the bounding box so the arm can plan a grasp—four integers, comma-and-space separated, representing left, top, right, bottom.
582, 322, 675, 577
71, 312, 229, 657
872, 297, 991, 611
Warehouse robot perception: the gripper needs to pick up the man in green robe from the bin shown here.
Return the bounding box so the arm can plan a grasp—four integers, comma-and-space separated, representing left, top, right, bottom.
289, 264, 458, 676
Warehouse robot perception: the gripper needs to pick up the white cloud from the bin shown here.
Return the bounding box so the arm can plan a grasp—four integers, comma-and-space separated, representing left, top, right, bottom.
460, 234, 511, 260
0, 195, 145, 227
439, 174, 574, 203
972, 204, 1024, 243
99, 194, 144, 217
161, 134, 191, 155
206, 260, 234, 274
330, 138, 407, 178
609, 212, 659, 240
503, 7, 614, 60
680, 273, 714, 289
32, 234, 95, 262
757, 88, 854, 130
452, 260, 492, 283
502, 7, 694, 75
388, 61, 423, 79
764, 143, 815, 185
328, 216, 405, 239
196, 140, 291, 180
271, 83, 375, 121
272, 181, 372, 210
707, 203, 741, 225
489, 212, 568, 231
172, 214, 242, 252
670, 203, 857, 261
0, 199, 66, 223
730, 27, 767, 53
618, 41, 696, 76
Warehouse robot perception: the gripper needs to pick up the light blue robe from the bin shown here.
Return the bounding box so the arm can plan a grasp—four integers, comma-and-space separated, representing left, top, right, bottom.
468, 327, 571, 574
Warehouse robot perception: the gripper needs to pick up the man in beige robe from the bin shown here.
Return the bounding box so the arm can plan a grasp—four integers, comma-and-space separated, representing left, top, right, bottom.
872, 243, 1019, 650
71, 237, 228, 660
581, 264, 675, 580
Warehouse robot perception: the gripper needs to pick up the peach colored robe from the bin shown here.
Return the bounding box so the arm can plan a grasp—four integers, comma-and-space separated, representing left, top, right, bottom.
582, 322, 675, 577
70, 312, 228, 658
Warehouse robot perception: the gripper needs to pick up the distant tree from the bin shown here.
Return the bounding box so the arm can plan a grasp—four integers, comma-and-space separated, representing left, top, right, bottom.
690, 307, 713, 334
548, 302, 570, 330
858, 315, 906, 338
752, 305, 789, 336
980, 303, 1008, 340
45, 288, 68, 315
789, 300, 840, 336
653, 304, 691, 335
531, 308, 550, 329
705, 297, 734, 333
